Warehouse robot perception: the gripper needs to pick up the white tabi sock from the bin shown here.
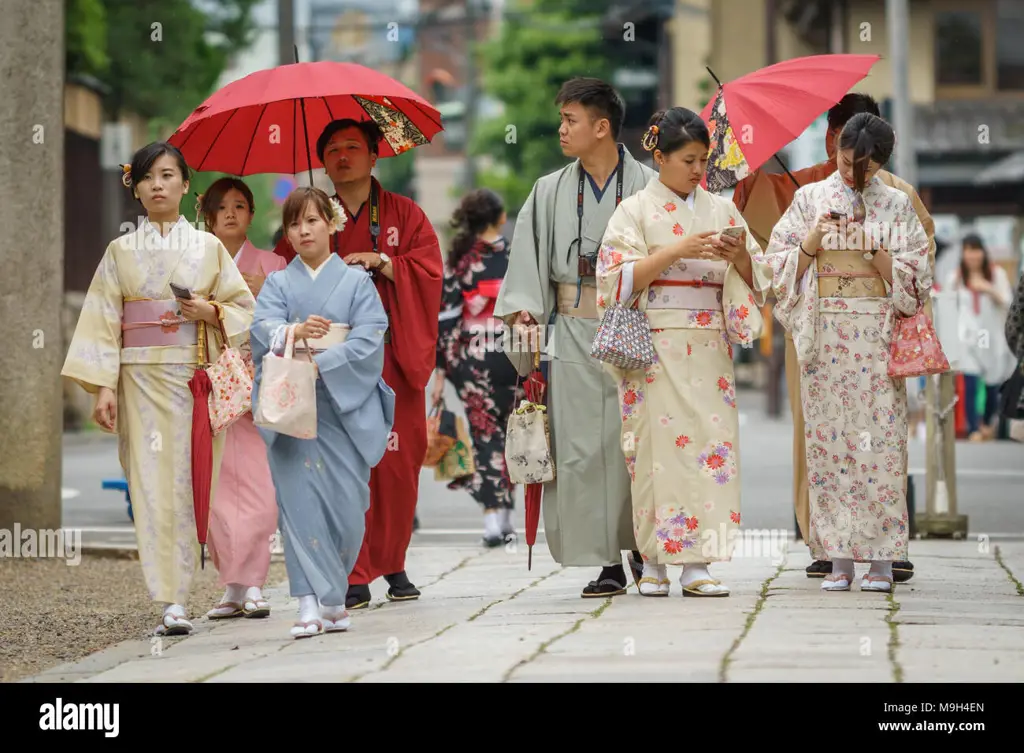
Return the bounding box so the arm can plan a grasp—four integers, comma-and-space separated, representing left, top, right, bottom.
298, 595, 319, 623
164, 603, 186, 618
483, 510, 501, 539
223, 584, 246, 604
642, 562, 667, 581
244, 586, 263, 602
680, 564, 712, 587
832, 558, 855, 578
498, 508, 513, 533
868, 560, 893, 579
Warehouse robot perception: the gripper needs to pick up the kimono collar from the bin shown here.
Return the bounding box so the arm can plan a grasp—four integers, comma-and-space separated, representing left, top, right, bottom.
141, 215, 191, 246
646, 177, 702, 216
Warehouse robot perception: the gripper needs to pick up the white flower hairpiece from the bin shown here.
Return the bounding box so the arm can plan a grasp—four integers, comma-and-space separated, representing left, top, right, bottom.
328, 196, 347, 234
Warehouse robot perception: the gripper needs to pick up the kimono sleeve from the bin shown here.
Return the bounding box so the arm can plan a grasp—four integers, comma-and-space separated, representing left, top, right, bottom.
759, 187, 816, 330
887, 194, 932, 317
493, 183, 549, 325
315, 274, 395, 468
210, 239, 257, 351
436, 262, 463, 373
595, 202, 646, 318
313, 273, 390, 413
388, 202, 444, 390
61, 242, 124, 394
725, 201, 770, 308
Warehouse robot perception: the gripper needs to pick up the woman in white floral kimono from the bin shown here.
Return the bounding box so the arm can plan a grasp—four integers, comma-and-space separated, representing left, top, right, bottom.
753, 113, 932, 593
596, 108, 766, 597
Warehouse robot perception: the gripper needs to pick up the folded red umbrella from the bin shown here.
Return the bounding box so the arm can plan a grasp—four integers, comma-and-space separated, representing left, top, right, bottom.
187, 323, 214, 570
168, 60, 443, 183
520, 351, 547, 570
698, 53, 882, 193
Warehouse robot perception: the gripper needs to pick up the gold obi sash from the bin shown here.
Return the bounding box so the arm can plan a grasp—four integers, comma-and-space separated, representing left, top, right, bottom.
556, 283, 598, 319
816, 248, 886, 298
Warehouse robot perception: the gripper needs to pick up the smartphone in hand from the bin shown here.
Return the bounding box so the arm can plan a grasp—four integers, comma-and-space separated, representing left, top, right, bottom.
720, 226, 745, 241
828, 210, 845, 220
169, 283, 192, 300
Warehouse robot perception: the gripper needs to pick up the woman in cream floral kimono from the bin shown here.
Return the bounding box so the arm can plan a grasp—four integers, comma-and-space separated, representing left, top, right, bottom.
596, 108, 766, 597
752, 113, 932, 593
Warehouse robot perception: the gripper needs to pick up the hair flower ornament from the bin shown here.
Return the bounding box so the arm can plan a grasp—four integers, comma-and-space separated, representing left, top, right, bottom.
121, 164, 132, 187
328, 196, 347, 234
642, 125, 659, 152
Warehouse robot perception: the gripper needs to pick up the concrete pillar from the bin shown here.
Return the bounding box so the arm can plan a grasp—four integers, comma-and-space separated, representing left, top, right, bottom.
0, 0, 65, 530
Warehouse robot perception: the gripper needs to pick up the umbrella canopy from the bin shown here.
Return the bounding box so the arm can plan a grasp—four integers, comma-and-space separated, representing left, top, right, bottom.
188, 324, 215, 569
168, 61, 444, 179
698, 53, 882, 193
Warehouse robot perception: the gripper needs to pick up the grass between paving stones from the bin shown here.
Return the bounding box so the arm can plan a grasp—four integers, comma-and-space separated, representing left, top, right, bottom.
467, 567, 563, 623
717, 559, 785, 683
501, 595, 614, 682
885, 590, 903, 683
994, 546, 1024, 596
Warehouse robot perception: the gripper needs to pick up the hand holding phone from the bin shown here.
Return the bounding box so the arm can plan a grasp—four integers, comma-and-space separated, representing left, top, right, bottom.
720, 226, 745, 241
828, 210, 845, 220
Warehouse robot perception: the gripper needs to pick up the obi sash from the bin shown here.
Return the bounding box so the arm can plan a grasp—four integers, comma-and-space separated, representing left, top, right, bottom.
816, 248, 886, 298
121, 299, 197, 348
648, 278, 723, 309
462, 278, 503, 328
294, 323, 350, 353
556, 282, 597, 319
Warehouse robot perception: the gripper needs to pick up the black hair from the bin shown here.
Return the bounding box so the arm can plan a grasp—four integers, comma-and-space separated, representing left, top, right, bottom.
124, 142, 191, 202
959, 232, 992, 283
837, 112, 894, 192
644, 107, 711, 154
199, 177, 255, 232
827, 93, 881, 131
555, 77, 625, 140
447, 188, 505, 272
316, 118, 384, 162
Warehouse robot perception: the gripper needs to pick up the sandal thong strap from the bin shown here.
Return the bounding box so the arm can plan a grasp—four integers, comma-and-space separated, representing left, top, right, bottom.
682, 578, 721, 589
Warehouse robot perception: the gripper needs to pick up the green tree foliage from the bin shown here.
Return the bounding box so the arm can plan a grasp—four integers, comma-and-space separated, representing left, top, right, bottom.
471, 0, 613, 214
66, 0, 260, 131
66, 0, 110, 79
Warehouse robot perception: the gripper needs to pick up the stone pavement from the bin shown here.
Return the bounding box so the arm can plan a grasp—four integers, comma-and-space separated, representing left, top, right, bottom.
22, 538, 1024, 683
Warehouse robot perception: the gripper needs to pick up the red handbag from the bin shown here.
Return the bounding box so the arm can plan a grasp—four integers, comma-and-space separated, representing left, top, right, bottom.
887, 281, 950, 378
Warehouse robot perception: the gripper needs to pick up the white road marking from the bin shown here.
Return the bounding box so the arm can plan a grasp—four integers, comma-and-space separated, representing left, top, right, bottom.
61, 488, 80, 500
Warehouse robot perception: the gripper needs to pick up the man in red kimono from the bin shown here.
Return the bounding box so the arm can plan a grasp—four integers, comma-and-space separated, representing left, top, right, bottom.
274, 118, 443, 609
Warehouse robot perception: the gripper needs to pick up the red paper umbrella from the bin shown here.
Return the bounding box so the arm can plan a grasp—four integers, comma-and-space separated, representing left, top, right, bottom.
698, 53, 882, 193
167, 60, 444, 184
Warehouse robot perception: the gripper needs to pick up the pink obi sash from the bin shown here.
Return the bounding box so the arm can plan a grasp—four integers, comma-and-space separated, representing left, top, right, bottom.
121, 299, 198, 348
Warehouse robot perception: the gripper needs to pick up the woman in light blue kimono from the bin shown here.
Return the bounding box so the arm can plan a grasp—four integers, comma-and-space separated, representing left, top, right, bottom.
250, 187, 395, 639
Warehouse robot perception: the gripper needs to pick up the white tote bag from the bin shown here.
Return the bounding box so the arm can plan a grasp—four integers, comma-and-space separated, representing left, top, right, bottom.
253, 324, 318, 439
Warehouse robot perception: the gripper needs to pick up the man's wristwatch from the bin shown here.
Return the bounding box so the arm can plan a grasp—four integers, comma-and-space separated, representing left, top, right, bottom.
376, 252, 391, 270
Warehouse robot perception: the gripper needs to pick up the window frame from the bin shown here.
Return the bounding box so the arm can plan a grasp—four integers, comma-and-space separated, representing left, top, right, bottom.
933, 0, 1024, 99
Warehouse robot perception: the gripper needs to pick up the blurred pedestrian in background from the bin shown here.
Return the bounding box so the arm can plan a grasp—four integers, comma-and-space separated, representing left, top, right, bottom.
61, 142, 255, 636
198, 177, 285, 621
432, 188, 521, 547
946, 233, 1017, 441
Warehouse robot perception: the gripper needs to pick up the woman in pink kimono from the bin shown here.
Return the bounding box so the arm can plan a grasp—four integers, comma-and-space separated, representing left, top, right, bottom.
199, 178, 286, 619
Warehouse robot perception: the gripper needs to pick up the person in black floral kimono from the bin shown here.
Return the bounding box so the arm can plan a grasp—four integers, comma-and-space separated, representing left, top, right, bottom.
433, 189, 523, 547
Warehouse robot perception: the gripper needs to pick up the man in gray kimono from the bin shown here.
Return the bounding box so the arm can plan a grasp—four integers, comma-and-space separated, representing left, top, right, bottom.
494, 77, 658, 597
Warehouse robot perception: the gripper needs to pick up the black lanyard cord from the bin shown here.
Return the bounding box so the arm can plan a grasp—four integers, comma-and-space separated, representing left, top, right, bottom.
571, 145, 624, 307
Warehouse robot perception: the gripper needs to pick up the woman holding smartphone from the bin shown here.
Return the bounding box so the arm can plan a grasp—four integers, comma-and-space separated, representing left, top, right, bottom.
198, 178, 286, 621
595, 108, 767, 598
61, 142, 255, 636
